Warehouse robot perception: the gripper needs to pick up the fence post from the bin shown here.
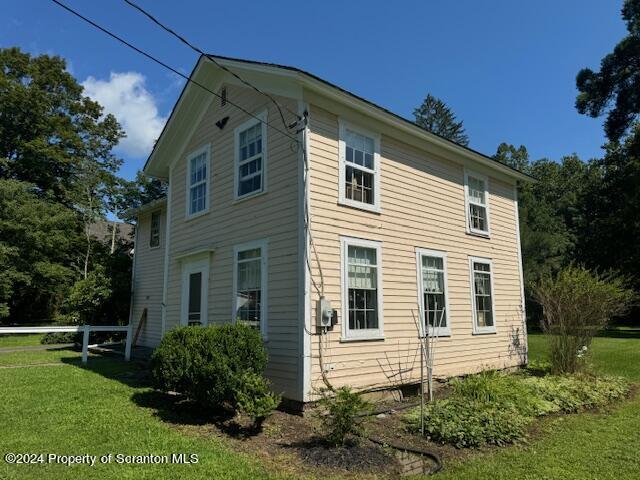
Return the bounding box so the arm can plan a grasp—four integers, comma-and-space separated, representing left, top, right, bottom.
82, 325, 90, 364
124, 323, 132, 361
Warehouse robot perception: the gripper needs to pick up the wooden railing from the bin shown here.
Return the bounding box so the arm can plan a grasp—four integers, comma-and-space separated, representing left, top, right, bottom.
0, 324, 133, 364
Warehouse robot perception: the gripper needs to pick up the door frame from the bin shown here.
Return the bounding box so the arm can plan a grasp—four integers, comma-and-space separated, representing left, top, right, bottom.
180, 256, 210, 327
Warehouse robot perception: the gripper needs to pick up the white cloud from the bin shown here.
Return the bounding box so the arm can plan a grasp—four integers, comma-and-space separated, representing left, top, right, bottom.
82, 72, 167, 158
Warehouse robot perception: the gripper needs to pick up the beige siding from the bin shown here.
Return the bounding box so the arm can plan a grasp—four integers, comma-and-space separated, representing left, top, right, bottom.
131, 208, 165, 348
307, 104, 526, 395
164, 84, 301, 399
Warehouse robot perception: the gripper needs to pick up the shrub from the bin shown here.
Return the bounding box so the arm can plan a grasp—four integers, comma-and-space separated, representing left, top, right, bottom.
234, 372, 281, 426
406, 370, 630, 448
533, 266, 635, 373
151, 323, 278, 424
41, 331, 80, 345
318, 386, 372, 446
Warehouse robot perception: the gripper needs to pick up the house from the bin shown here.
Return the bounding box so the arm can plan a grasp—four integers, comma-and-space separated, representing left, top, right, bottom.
130, 55, 531, 405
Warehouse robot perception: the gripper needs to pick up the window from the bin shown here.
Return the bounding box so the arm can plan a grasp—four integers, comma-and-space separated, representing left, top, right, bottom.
341, 237, 383, 340
187, 145, 210, 217
469, 257, 496, 334
235, 112, 267, 199
339, 121, 380, 212
416, 249, 450, 336
149, 211, 160, 248
180, 258, 208, 327
464, 171, 490, 235
233, 240, 268, 336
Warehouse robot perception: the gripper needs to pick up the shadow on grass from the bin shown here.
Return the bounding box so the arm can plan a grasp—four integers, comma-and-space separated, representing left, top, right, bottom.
597, 328, 640, 340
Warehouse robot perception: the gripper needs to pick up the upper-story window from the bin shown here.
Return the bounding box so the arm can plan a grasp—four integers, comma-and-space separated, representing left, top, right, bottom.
235, 112, 267, 200
187, 145, 210, 218
339, 121, 381, 212
464, 170, 490, 236
149, 210, 161, 248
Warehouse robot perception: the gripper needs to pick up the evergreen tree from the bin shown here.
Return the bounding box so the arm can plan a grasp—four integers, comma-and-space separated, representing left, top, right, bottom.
413, 94, 470, 146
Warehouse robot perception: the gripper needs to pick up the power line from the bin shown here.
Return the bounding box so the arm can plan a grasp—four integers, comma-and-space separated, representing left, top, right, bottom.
122, 0, 301, 132
49, 0, 299, 144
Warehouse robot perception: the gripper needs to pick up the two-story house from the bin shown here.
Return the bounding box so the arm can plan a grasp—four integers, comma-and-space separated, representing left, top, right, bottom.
130, 55, 531, 406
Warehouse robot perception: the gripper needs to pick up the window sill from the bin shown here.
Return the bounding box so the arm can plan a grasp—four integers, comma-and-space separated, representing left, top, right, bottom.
149, 245, 161, 250
339, 335, 385, 343
233, 189, 267, 204
337, 199, 381, 215
472, 328, 497, 335
185, 209, 210, 222
421, 330, 451, 338
466, 229, 491, 239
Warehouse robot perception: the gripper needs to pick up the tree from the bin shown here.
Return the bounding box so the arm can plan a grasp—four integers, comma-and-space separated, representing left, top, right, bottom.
0, 47, 124, 205
118, 171, 167, 223
494, 143, 530, 173
0, 180, 80, 322
576, 0, 640, 142
413, 94, 469, 146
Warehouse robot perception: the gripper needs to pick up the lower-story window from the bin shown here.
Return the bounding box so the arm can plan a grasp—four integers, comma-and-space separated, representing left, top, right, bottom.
180, 258, 209, 327
233, 239, 268, 336
416, 248, 450, 336
341, 237, 383, 340
469, 256, 496, 334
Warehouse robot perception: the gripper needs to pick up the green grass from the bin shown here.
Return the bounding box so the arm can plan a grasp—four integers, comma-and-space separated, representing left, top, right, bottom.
435, 329, 640, 480
1, 330, 640, 479
0, 349, 285, 480
0, 334, 45, 348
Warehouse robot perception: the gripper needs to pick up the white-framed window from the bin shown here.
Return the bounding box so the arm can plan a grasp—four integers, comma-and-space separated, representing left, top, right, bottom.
340, 236, 384, 340
180, 257, 209, 327
338, 120, 381, 213
233, 239, 268, 337
469, 256, 496, 334
464, 170, 490, 236
416, 248, 451, 337
186, 145, 211, 218
234, 112, 267, 200
149, 210, 161, 248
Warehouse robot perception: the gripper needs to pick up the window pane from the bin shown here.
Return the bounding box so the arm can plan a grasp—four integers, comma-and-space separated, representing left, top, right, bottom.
150, 211, 160, 247
345, 166, 374, 205
421, 255, 447, 329
468, 176, 485, 204
473, 264, 494, 328
236, 248, 262, 330
470, 204, 487, 231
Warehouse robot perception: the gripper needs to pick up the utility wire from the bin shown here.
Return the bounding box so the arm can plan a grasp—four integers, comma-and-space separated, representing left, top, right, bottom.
49, 0, 299, 144
122, 0, 301, 132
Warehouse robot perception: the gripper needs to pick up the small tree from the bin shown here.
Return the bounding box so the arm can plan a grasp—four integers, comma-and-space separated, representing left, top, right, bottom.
317, 387, 371, 446
533, 266, 635, 373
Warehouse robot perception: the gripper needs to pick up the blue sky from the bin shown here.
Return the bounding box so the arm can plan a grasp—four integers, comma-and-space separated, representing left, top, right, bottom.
1, 0, 628, 180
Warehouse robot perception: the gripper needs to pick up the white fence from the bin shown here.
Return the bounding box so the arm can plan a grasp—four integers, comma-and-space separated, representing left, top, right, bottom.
0, 324, 133, 364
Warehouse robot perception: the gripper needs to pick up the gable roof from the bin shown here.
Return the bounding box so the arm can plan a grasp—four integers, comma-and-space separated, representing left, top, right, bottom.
145, 54, 533, 182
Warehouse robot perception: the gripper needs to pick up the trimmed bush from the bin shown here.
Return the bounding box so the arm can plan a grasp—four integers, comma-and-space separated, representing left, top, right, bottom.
151, 323, 278, 423
317, 386, 372, 446
406, 370, 629, 448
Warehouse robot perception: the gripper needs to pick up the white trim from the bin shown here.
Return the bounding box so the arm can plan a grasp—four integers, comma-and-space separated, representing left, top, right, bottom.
232, 238, 269, 339
234, 110, 268, 201
464, 169, 491, 237
298, 101, 312, 402
340, 236, 384, 341
161, 165, 173, 336
127, 216, 139, 328
185, 144, 211, 219
415, 248, 451, 337
338, 119, 381, 213
180, 256, 210, 327
514, 184, 528, 359
469, 256, 497, 335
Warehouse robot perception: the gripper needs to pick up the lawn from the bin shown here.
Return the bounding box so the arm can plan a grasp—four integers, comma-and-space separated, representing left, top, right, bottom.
0, 349, 283, 480
0, 330, 639, 479
0, 334, 45, 348
436, 329, 640, 480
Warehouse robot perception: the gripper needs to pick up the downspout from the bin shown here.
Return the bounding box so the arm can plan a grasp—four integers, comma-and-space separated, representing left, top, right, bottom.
514, 184, 528, 364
